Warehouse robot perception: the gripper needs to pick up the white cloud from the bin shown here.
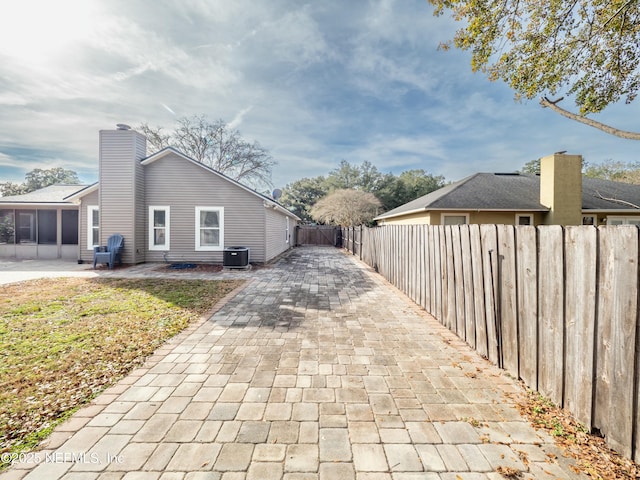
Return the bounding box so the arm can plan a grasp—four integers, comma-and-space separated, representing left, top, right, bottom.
0, 0, 638, 190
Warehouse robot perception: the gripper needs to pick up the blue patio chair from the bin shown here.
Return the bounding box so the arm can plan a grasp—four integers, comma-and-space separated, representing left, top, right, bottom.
93, 233, 124, 269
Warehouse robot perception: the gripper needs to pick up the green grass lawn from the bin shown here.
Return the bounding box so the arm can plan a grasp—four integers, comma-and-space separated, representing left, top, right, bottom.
0, 277, 243, 463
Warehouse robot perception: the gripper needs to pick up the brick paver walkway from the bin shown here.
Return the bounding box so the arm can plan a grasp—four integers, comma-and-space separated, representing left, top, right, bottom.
2, 247, 585, 479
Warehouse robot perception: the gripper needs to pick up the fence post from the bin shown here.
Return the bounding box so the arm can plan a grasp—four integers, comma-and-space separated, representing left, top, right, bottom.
351, 226, 355, 255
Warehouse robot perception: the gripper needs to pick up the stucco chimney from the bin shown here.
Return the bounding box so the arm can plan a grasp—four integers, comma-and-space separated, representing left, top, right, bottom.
98, 125, 147, 263
539, 153, 582, 225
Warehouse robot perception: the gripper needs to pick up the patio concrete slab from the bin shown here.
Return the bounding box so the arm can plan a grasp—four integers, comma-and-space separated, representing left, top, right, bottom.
1, 247, 587, 479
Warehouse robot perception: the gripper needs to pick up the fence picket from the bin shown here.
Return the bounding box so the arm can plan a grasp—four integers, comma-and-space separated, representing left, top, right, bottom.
538, 226, 564, 405
596, 226, 638, 459
444, 227, 456, 331
451, 226, 466, 339
564, 226, 597, 430
497, 225, 518, 376
515, 226, 538, 389
460, 225, 476, 349
433, 227, 443, 321
481, 224, 500, 364
470, 225, 488, 358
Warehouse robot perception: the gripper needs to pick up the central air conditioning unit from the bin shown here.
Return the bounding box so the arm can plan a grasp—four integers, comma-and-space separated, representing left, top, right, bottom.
223, 246, 250, 268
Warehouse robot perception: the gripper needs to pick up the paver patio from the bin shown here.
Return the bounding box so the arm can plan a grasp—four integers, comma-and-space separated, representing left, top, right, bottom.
1, 247, 586, 479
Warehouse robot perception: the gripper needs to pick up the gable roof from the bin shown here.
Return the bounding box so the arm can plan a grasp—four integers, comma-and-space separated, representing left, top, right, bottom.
0, 184, 89, 205
140, 147, 300, 220
375, 172, 640, 220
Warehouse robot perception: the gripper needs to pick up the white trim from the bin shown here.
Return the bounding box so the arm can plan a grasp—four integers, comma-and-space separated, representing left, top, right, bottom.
584, 209, 640, 214
64, 183, 99, 202
149, 206, 170, 251
441, 213, 469, 225
195, 206, 224, 251
374, 207, 428, 220
582, 215, 596, 226
87, 205, 99, 250
516, 213, 533, 226
285, 217, 290, 244
376, 207, 549, 221
607, 215, 640, 225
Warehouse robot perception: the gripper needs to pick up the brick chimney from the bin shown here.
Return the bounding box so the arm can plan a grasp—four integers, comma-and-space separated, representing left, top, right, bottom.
98, 124, 147, 264
539, 153, 583, 226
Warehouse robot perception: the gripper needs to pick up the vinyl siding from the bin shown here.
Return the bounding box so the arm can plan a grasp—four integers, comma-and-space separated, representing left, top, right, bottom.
134, 137, 146, 262
265, 207, 295, 261
79, 190, 99, 263
143, 153, 267, 263
98, 129, 146, 264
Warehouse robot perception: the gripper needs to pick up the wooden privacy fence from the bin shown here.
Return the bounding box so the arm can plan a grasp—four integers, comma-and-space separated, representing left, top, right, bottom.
341, 226, 363, 258
347, 224, 640, 462
295, 225, 341, 246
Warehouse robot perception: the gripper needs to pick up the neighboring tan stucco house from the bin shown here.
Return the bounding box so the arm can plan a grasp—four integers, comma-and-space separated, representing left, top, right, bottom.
375, 153, 640, 227
0, 125, 299, 262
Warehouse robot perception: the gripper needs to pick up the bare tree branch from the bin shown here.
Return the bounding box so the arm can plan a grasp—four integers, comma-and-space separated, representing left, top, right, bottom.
540, 97, 640, 140
139, 116, 275, 190
595, 190, 640, 209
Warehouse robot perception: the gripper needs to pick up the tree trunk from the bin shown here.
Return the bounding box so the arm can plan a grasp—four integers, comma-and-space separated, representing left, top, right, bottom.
540, 97, 640, 140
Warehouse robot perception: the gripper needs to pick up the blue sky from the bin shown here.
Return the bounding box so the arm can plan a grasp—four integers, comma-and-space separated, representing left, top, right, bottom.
0, 0, 638, 191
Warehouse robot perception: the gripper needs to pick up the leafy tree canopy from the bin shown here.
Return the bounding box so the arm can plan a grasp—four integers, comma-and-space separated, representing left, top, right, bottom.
139, 115, 276, 191
310, 189, 382, 226
429, 0, 640, 139
584, 159, 640, 184
280, 160, 445, 222
518, 157, 640, 184
1, 167, 80, 196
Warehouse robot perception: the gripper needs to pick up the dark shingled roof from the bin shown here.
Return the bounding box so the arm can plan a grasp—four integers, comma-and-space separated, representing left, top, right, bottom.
376, 173, 640, 220
582, 177, 640, 209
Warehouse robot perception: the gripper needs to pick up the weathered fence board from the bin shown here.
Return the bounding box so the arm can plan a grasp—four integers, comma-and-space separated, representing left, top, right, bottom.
444, 227, 456, 331
451, 227, 466, 339
470, 225, 488, 358
538, 225, 564, 406
515, 226, 538, 390
481, 224, 500, 364
563, 226, 597, 430
460, 225, 476, 349
417, 226, 426, 309
433, 227, 442, 320
497, 225, 518, 375
596, 226, 638, 459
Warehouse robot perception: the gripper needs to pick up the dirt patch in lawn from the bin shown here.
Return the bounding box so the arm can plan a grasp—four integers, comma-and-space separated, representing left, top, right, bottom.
0, 277, 243, 465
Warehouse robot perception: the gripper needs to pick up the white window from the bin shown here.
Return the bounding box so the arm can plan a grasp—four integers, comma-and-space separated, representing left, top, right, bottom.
608, 216, 640, 225
196, 207, 224, 251
516, 214, 533, 226
149, 206, 170, 250
87, 206, 99, 249
285, 217, 290, 243
441, 213, 469, 225
582, 215, 596, 226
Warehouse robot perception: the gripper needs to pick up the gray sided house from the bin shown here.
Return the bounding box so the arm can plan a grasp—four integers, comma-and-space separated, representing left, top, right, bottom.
0, 126, 299, 263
